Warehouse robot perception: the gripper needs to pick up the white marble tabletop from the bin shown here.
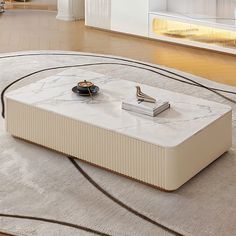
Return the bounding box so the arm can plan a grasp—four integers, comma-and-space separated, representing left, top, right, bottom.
5, 68, 232, 147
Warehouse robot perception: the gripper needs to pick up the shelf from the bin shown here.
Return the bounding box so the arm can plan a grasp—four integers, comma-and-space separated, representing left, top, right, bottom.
149, 11, 236, 54
149, 11, 236, 32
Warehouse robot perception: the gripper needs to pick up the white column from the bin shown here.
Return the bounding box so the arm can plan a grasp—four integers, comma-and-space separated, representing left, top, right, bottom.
57, 0, 85, 21
57, 0, 75, 21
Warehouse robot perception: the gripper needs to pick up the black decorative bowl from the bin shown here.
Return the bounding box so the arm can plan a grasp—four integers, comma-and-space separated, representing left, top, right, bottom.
72, 85, 99, 96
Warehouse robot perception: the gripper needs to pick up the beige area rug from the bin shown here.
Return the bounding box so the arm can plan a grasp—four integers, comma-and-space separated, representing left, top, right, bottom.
0, 51, 235, 236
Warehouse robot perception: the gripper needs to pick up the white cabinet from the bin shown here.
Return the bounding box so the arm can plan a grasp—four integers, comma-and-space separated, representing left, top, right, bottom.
167, 0, 217, 17
110, 0, 149, 37
85, 0, 111, 29
85, 0, 159, 37
217, 0, 236, 18
85, 0, 236, 55
149, 0, 166, 11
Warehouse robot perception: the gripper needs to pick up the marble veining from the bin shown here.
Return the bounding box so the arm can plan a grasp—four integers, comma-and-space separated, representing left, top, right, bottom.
5, 68, 232, 147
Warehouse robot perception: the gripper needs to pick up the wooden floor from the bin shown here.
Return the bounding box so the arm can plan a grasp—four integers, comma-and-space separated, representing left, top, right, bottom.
4, 0, 57, 11
0, 10, 236, 86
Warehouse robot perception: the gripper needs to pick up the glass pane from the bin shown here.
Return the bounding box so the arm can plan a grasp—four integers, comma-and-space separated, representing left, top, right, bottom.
152, 17, 236, 49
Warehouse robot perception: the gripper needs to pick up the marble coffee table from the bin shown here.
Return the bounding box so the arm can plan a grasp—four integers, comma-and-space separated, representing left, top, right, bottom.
5, 68, 232, 191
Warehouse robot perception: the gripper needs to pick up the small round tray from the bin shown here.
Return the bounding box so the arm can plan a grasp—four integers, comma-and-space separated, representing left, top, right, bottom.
72, 85, 99, 96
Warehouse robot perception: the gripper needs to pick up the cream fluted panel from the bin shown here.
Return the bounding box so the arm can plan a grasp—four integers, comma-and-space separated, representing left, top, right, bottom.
85, 0, 111, 29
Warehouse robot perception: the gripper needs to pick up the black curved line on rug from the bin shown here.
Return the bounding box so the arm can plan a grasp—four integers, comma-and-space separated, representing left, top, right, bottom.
1, 62, 236, 119
0, 214, 110, 236
0, 52, 236, 96
0, 55, 235, 236
68, 157, 183, 236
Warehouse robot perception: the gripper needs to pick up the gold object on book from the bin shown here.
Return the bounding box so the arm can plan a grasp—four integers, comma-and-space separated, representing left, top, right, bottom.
136, 86, 156, 103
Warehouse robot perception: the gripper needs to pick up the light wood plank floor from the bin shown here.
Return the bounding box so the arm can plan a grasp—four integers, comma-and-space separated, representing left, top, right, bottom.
4, 0, 57, 11
0, 10, 236, 86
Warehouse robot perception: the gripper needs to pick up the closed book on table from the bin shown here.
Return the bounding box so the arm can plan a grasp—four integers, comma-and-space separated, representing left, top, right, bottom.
122, 98, 170, 117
